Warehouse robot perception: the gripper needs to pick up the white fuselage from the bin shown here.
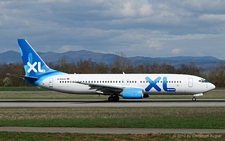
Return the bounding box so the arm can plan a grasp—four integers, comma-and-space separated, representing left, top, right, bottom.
38, 74, 215, 96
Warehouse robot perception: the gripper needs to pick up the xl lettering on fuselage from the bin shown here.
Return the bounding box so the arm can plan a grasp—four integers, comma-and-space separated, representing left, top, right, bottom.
27, 62, 45, 73
145, 76, 176, 92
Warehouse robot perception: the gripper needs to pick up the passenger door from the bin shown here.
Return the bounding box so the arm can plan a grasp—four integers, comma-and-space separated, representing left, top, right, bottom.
188, 78, 193, 87
49, 78, 53, 88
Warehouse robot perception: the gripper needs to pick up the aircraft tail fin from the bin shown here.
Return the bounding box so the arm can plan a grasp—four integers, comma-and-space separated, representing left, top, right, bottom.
17, 39, 58, 77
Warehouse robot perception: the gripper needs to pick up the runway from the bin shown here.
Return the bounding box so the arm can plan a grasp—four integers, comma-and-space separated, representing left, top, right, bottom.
1, 127, 225, 134
0, 99, 225, 107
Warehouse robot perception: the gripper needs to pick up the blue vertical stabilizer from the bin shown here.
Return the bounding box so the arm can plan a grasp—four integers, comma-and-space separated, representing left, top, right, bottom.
17, 39, 65, 85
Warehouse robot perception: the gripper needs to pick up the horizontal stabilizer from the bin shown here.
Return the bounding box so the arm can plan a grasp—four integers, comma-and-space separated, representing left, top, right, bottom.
6, 73, 38, 80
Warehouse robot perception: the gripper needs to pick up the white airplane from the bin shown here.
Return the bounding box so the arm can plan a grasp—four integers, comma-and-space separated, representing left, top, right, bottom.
8, 39, 215, 101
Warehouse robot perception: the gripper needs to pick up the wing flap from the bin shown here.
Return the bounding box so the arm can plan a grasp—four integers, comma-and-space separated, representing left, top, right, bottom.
77, 82, 124, 94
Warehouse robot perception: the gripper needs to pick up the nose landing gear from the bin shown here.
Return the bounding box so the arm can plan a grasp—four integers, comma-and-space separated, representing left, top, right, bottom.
192, 97, 196, 101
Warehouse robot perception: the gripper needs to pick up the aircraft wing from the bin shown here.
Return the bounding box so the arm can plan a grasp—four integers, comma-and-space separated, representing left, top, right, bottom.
77, 82, 124, 94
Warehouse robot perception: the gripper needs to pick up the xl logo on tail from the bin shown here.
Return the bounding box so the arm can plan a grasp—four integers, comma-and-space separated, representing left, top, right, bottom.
27, 62, 45, 73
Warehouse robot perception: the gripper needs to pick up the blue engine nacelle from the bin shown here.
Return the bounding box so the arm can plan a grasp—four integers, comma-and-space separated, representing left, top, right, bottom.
122, 88, 144, 99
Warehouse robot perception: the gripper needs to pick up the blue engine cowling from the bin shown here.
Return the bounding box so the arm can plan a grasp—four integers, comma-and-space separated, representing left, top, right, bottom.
122, 88, 144, 99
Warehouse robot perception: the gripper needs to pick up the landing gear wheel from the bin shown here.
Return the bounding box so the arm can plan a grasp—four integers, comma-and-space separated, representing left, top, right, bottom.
108, 95, 120, 102
192, 97, 196, 101
113, 95, 119, 102
108, 96, 114, 102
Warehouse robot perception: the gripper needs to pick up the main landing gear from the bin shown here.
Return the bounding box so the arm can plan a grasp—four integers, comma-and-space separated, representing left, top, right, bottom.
192, 97, 196, 101
108, 95, 120, 102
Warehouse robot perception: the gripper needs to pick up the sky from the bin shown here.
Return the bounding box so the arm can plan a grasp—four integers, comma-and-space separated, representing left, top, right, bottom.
0, 0, 225, 59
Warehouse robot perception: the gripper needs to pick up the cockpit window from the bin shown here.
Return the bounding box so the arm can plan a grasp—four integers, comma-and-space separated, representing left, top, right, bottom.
199, 79, 208, 83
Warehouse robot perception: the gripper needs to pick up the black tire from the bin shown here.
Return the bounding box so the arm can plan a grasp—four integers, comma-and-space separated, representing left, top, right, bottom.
192, 97, 196, 101
108, 96, 114, 102
113, 95, 119, 102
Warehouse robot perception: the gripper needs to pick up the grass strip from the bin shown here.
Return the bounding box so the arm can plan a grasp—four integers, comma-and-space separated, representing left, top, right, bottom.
0, 107, 225, 129
0, 132, 224, 141
0, 87, 48, 91
1, 116, 225, 128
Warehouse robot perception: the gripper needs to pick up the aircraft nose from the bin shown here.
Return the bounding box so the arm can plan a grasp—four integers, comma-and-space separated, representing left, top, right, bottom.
208, 83, 216, 90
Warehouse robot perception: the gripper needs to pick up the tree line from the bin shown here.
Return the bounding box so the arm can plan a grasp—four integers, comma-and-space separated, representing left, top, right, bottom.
1, 55, 225, 87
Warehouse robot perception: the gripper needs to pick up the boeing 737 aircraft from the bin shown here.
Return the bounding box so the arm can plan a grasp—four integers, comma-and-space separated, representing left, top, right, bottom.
8, 39, 215, 101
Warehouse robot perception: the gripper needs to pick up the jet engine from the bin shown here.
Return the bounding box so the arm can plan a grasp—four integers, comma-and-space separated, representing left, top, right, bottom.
122, 88, 145, 99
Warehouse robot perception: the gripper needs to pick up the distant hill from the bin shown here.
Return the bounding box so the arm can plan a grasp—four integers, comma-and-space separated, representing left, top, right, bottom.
0, 51, 21, 64
129, 56, 223, 70
0, 50, 224, 70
